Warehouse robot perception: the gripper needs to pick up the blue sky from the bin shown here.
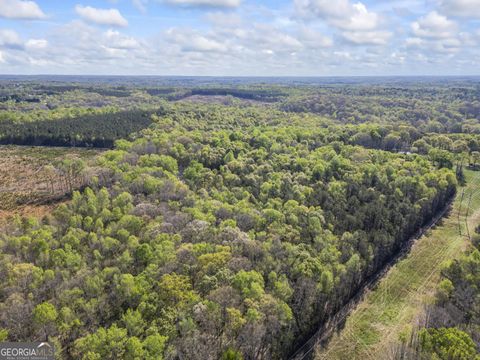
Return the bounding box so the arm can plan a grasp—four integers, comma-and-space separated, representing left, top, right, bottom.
0, 0, 479, 75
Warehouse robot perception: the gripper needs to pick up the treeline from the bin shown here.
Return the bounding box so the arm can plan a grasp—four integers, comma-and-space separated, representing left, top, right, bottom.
34, 85, 131, 98
0, 106, 457, 359
145, 88, 176, 96
339, 123, 480, 171
0, 109, 155, 148
90, 88, 131, 98
280, 86, 480, 133
155, 104, 480, 170
0, 94, 41, 103
395, 226, 480, 359
161, 87, 287, 102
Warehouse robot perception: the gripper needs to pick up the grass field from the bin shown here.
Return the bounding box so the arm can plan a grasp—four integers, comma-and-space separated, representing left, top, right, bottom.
315, 169, 480, 360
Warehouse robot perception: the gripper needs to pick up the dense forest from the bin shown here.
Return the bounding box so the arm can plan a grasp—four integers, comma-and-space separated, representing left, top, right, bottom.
0, 109, 155, 147
0, 78, 479, 359
280, 84, 480, 132
1, 79, 480, 149
0, 104, 458, 359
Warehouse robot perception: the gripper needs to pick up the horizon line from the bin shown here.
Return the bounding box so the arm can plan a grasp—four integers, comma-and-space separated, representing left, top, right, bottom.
1, 74, 480, 78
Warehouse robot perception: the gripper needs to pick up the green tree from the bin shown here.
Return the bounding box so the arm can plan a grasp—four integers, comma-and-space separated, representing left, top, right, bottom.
33, 302, 58, 340
419, 328, 478, 360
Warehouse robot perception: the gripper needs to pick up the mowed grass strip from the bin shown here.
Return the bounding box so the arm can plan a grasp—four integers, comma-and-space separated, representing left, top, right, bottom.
316, 169, 480, 360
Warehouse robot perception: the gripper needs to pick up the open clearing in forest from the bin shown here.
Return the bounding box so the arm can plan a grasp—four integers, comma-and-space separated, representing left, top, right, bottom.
315, 169, 480, 360
0, 145, 100, 219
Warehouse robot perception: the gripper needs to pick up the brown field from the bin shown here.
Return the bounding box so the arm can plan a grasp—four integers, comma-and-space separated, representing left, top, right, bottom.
0, 145, 101, 220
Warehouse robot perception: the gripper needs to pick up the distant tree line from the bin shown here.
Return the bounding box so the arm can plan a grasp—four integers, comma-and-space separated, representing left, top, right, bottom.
0, 94, 41, 103
0, 109, 155, 148
89, 88, 131, 98
160, 87, 287, 102
280, 86, 480, 133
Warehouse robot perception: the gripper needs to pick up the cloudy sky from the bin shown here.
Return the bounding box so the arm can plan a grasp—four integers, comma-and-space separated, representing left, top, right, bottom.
0, 0, 479, 76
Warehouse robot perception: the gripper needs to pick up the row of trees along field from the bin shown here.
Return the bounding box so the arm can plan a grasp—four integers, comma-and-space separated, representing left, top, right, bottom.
0, 105, 458, 359
394, 225, 480, 359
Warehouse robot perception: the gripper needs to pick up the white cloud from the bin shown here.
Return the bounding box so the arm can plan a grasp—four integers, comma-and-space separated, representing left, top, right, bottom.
164, 0, 241, 7
294, 0, 389, 46
430, 40, 462, 53
333, 50, 352, 59
0, 0, 46, 19
332, 3, 379, 31
104, 30, 141, 49
389, 51, 406, 64
0, 29, 48, 53
75, 5, 128, 27
298, 27, 333, 48
405, 37, 424, 47
0, 29, 22, 48
411, 11, 457, 39
205, 11, 242, 27
132, 0, 148, 13
188, 36, 226, 52
342, 30, 392, 45
295, 0, 379, 31
166, 28, 228, 52
164, 22, 308, 62
407, 11, 471, 57
251, 25, 304, 52
439, 0, 480, 18
25, 38, 48, 49
2, 0, 479, 76
406, 23, 463, 55
294, 0, 351, 19
38, 20, 146, 68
